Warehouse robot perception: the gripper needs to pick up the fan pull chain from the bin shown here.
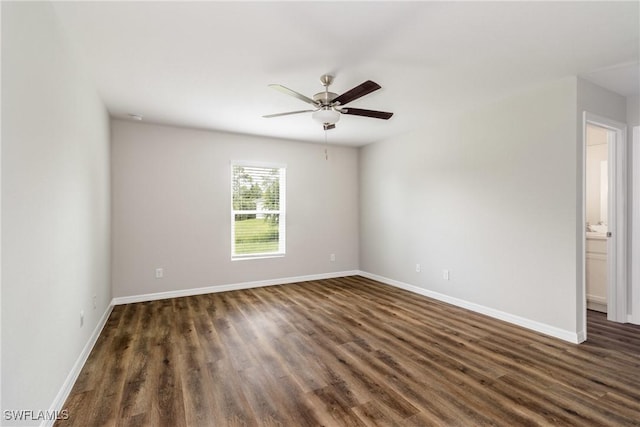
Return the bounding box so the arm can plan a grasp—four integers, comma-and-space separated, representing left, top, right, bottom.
324, 128, 329, 160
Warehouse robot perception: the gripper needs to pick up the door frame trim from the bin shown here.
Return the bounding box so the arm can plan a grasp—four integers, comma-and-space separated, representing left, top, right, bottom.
632, 126, 640, 324
583, 112, 628, 325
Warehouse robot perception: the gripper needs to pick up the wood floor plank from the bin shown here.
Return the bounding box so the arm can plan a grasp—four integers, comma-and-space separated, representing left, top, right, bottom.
152, 299, 188, 427
177, 297, 219, 427
94, 303, 141, 427
57, 276, 640, 426
312, 384, 368, 427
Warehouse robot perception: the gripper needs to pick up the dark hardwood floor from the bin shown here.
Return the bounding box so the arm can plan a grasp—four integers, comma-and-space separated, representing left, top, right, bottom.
56, 276, 640, 426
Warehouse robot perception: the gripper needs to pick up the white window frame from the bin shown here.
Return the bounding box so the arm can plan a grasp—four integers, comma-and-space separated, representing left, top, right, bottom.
230, 161, 286, 260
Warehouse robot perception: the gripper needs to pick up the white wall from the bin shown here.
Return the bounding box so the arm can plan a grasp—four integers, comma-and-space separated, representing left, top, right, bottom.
628, 95, 639, 128
577, 78, 627, 123
111, 120, 359, 298
1, 2, 111, 425
360, 77, 580, 336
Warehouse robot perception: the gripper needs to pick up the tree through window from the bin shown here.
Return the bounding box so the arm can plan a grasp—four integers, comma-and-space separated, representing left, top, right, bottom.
231, 164, 286, 258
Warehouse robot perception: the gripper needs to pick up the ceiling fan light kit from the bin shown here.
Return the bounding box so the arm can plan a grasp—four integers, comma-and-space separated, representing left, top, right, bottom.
312, 107, 340, 125
264, 74, 393, 130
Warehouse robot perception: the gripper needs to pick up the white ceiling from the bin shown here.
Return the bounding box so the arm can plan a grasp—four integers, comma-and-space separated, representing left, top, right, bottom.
52, 1, 639, 147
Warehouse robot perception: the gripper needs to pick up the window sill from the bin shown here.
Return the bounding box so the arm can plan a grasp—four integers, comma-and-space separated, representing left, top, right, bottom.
231, 253, 285, 261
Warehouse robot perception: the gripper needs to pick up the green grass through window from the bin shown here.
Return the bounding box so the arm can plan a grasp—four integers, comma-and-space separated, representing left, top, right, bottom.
234, 218, 279, 254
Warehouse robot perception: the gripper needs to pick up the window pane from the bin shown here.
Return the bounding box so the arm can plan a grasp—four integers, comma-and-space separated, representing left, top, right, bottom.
234, 214, 280, 255
261, 169, 280, 211
232, 166, 280, 212
232, 163, 285, 258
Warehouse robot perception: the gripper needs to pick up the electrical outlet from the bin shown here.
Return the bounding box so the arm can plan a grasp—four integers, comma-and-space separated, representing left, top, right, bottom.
416, 264, 421, 273
443, 269, 450, 280
80, 310, 84, 328
155, 268, 164, 279
330, 253, 336, 262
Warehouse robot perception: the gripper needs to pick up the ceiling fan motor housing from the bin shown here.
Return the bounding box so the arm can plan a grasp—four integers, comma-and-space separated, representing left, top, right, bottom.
313, 91, 339, 106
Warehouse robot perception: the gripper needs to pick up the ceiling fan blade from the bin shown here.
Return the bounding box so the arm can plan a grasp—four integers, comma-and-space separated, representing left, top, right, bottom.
268, 84, 318, 107
263, 109, 316, 118
341, 108, 393, 120
333, 80, 382, 106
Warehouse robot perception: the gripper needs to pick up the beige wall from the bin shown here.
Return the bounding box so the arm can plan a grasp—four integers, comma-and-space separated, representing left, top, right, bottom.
1, 2, 111, 423
111, 120, 359, 298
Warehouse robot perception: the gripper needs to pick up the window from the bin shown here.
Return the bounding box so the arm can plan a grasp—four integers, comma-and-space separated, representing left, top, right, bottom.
231, 163, 286, 259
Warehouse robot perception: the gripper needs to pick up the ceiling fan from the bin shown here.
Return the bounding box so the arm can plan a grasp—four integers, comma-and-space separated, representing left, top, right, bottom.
263, 74, 393, 130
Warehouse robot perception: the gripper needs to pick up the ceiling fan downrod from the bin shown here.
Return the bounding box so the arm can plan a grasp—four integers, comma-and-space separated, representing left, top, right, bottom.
313, 74, 339, 107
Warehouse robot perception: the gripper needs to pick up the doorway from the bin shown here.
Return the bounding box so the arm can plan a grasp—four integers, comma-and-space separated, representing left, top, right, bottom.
585, 123, 609, 314
583, 112, 628, 333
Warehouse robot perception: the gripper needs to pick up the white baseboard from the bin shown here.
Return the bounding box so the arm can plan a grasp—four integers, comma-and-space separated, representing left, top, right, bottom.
587, 294, 607, 305
42, 303, 114, 427
586, 294, 607, 314
358, 271, 582, 344
111, 270, 360, 306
